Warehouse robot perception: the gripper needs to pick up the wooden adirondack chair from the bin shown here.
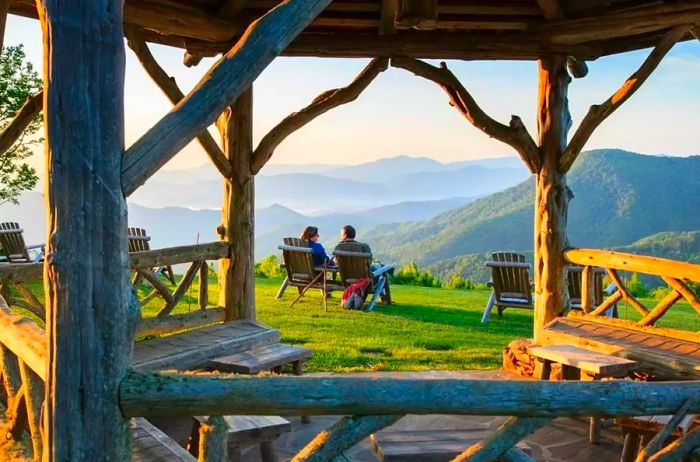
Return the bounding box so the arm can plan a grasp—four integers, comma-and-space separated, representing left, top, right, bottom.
0, 222, 44, 263
567, 265, 617, 317
481, 252, 532, 324
128, 227, 176, 285
276, 239, 343, 311
332, 247, 394, 311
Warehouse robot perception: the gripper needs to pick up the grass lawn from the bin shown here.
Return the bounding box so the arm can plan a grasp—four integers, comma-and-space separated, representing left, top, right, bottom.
13, 276, 700, 373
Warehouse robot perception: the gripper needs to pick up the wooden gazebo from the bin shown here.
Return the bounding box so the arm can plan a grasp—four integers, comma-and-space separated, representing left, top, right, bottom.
1, 0, 700, 460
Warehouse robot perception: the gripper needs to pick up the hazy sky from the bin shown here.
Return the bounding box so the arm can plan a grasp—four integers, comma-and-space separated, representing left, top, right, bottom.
7, 14, 700, 174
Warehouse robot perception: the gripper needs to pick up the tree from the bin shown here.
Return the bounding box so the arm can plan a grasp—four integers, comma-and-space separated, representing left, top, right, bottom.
0, 45, 41, 205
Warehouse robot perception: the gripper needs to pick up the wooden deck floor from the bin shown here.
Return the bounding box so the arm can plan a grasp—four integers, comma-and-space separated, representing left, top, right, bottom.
539, 317, 700, 379
133, 320, 280, 371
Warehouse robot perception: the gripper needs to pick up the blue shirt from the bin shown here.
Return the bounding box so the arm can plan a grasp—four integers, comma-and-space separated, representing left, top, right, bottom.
309, 241, 330, 267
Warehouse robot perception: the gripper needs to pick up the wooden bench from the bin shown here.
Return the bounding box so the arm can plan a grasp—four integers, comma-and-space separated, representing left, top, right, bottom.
538, 316, 700, 380
210, 342, 314, 424
209, 342, 313, 374
371, 428, 531, 462
133, 319, 280, 371
529, 344, 638, 444
616, 414, 698, 462
189, 415, 291, 462
131, 418, 195, 462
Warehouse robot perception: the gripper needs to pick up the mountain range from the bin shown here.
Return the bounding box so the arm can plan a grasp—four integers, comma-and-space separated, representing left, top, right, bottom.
365, 149, 700, 280
128, 155, 529, 213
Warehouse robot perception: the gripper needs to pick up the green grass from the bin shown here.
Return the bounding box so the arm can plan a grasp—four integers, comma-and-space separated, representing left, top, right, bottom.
12, 277, 700, 373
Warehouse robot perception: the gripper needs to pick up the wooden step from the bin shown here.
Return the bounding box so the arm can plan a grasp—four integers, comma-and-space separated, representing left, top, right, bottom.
133, 319, 280, 371
210, 343, 313, 374
131, 418, 194, 462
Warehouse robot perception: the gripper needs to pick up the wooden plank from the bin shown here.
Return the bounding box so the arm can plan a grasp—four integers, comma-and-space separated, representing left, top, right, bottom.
121, 0, 332, 196
210, 343, 313, 374
120, 372, 700, 419
571, 311, 699, 344
129, 241, 229, 270
132, 320, 280, 371
131, 418, 195, 462
528, 345, 637, 376
565, 248, 700, 282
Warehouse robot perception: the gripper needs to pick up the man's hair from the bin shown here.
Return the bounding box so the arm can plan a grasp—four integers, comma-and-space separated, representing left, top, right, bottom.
341, 225, 356, 239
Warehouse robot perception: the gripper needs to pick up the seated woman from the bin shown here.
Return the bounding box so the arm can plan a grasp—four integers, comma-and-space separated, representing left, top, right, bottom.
300, 226, 332, 267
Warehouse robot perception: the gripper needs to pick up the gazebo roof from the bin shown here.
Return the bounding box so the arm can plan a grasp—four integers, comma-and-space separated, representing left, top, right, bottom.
11, 0, 700, 61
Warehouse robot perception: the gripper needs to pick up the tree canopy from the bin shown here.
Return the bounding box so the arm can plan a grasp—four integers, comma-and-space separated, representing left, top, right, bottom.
0, 45, 41, 205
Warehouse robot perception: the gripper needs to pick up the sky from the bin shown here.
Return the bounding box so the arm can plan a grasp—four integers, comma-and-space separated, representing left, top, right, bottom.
7, 14, 700, 175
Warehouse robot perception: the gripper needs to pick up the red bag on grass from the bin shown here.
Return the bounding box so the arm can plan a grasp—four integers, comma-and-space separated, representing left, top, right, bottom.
341, 278, 370, 310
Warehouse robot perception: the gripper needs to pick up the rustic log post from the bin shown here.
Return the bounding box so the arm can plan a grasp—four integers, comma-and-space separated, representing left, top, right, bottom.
0, 0, 9, 51
217, 87, 255, 321
533, 55, 572, 339
18, 360, 44, 461
197, 416, 228, 462
36, 0, 138, 459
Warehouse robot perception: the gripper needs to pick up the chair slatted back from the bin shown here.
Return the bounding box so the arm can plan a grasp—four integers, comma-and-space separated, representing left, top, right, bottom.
333, 246, 373, 289
0, 222, 30, 262
279, 238, 315, 283
128, 227, 151, 253
567, 266, 605, 308
490, 252, 531, 303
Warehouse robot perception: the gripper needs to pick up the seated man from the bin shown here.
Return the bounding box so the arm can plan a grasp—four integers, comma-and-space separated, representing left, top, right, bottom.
334, 225, 372, 257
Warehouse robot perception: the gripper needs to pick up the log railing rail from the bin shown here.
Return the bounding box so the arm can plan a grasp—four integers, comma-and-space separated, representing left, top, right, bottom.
0, 241, 229, 337
564, 248, 700, 328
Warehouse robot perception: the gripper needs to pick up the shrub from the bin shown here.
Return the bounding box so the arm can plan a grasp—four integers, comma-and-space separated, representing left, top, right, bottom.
255, 255, 285, 279
443, 273, 475, 290
390, 262, 441, 288
626, 273, 648, 298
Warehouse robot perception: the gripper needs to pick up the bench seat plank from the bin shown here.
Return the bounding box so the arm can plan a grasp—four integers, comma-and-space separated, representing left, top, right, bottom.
210, 343, 313, 374
132, 418, 195, 462
133, 320, 280, 371
529, 344, 637, 376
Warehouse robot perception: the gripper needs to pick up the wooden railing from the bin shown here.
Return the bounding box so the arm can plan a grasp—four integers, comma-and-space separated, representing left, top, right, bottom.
0, 241, 230, 337
564, 248, 700, 330
0, 295, 46, 460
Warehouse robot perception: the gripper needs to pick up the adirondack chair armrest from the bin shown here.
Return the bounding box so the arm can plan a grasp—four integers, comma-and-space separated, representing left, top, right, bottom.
372, 264, 394, 278
26, 243, 44, 251
332, 250, 372, 258
485, 261, 531, 269
128, 235, 151, 241
278, 244, 312, 253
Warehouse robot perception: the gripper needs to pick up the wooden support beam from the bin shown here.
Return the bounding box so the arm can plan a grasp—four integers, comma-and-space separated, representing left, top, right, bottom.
0, 0, 10, 51
692, 24, 700, 40
251, 57, 388, 174
157, 261, 203, 317
638, 290, 682, 327
453, 417, 551, 462
605, 268, 650, 317
647, 425, 700, 462
560, 25, 691, 172
120, 372, 700, 419
36, 0, 138, 459
636, 398, 694, 462
379, 0, 397, 35
533, 55, 571, 337
0, 91, 43, 156
125, 27, 232, 179
121, 0, 332, 196
18, 359, 44, 460
663, 276, 700, 315
217, 88, 255, 321
218, 0, 249, 20
391, 57, 540, 173
196, 416, 228, 462
395, 0, 437, 30
566, 56, 588, 78
199, 263, 209, 310
292, 415, 401, 462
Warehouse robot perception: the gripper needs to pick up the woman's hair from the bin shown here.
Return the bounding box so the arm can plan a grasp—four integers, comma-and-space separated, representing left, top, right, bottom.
300, 226, 319, 241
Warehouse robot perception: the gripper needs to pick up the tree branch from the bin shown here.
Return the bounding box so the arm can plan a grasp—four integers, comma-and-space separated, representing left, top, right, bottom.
121, 0, 332, 196
560, 25, 691, 172
251, 57, 388, 174
0, 91, 43, 156
124, 27, 232, 178
391, 57, 540, 173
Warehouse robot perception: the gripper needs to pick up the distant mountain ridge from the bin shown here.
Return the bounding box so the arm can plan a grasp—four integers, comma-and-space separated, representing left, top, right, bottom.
129, 155, 528, 212
369, 149, 700, 274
